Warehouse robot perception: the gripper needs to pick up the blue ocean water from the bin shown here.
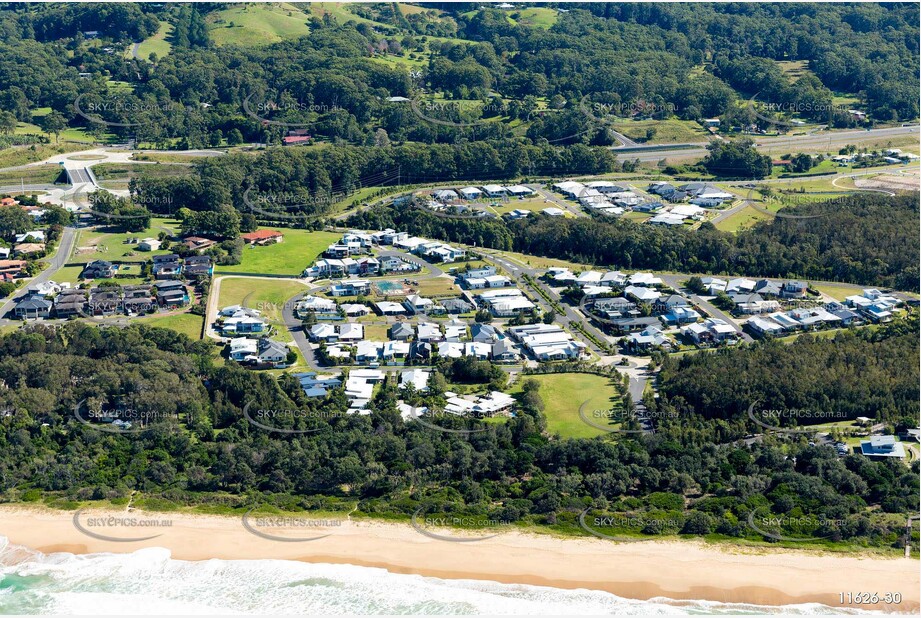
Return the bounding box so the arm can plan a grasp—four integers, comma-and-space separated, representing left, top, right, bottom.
0, 538, 880, 615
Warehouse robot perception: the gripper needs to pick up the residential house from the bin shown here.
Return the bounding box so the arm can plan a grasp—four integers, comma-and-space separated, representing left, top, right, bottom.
0, 259, 26, 282
355, 341, 383, 363
400, 369, 431, 391
382, 340, 410, 361
138, 238, 161, 252
505, 184, 534, 197
682, 318, 738, 344
54, 289, 87, 318
240, 230, 284, 245
433, 189, 459, 202
309, 323, 338, 343
181, 236, 217, 253
375, 301, 407, 316
330, 279, 370, 297
444, 321, 467, 342
14, 293, 52, 319
183, 255, 212, 278
416, 322, 443, 343
491, 338, 519, 362
404, 294, 435, 315
338, 323, 364, 343
441, 297, 474, 314
781, 280, 808, 299
82, 260, 116, 279
296, 295, 336, 316
859, 435, 906, 459
459, 187, 483, 200
229, 337, 259, 361
470, 323, 499, 343
341, 303, 370, 317
626, 325, 672, 352
152, 254, 182, 279
390, 322, 414, 341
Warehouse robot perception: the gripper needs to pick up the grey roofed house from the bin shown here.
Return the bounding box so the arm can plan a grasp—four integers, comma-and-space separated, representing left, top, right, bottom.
470, 323, 498, 342
491, 338, 518, 360
440, 297, 474, 314
408, 341, 431, 360
82, 260, 115, 279
14, 294, 52, 318
610, 316, 660, 333
155, 280, 186, 291
390, 322, 414, 340
754, 279, 782, 297
257, 339, 289, 363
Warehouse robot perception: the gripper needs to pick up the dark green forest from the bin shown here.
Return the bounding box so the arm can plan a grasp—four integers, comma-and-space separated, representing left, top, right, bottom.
0, 2, 916, 147
0, 321, 915, 547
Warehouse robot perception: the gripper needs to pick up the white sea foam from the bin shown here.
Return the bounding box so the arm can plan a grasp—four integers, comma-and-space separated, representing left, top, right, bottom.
0, 538, 886, 615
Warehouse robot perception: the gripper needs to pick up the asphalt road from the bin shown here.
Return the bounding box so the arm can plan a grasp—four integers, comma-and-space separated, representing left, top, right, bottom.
615, 125, 920, 162
0, 226, 78, 321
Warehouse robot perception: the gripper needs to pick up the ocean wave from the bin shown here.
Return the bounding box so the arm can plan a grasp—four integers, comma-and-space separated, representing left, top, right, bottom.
0, 537, 884, 615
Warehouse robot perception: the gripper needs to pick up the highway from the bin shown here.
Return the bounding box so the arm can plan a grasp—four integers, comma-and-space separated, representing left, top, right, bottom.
614, 125, 920, 162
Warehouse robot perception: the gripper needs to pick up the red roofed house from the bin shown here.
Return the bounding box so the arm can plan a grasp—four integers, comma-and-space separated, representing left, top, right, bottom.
282, 135, 311, 146
1, 197, 18, 207
0, 259, 27, 281
240, 230, 284, 246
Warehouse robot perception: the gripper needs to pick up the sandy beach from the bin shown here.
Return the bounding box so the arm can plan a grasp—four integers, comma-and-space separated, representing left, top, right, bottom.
0, 506, 916, 612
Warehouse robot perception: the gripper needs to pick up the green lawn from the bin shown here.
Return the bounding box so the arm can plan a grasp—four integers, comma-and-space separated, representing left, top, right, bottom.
70, 218, 182, 264
512, 373, 621, 439
0, 165, 62, 187
217, 277, 307, 342
714, 205, 774, 232
214, 229, 339, 276
134, 21, 173, 60
208, 3, 311, 46
0, 143, 89, 168
141, 312, 204, 340
812, 282, 862, 301
509, 7, 558, 29
93, 162, 191, 180
610, 118, 709, 144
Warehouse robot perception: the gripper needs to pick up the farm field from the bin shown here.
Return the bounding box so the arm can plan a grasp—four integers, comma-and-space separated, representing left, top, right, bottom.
714, 205, 774, 232
207, 3, 311, 46
510, 373, 620, 440
69, 218, 181, 264
133, 21, 173, 59
610, 118, 709, 144
216, 277, 308, 342
214, 230, 339, 276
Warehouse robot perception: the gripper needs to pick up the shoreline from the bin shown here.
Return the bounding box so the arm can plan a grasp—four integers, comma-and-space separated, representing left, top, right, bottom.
0, 506, 917, 612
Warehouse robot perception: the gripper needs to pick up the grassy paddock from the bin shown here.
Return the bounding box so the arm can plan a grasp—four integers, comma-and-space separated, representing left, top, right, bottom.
214, 230, 339, 276
512, 372, 621, 439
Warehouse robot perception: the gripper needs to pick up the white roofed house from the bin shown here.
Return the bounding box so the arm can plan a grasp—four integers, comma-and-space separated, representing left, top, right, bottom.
465, 341, 492, 359
553, 181, 586, 198
459, 187, 483, 200
341, 303, 370, 317
481, 184, 507, 197
477, 288, 536, 317
400, 369, 431, 391
682, 318, 738, 345
382, 340, 410, 360
355, 340, 383, 363
338, 323, 364, 342
329, 279, 370, 297
403, 294, 435, 315
309, 323, 338, 343
624, 285, 661, 303
416, 322, 443, 343
229, 337, 258, 361
434, 189, 459, 202
296, 295, 337, 317
505, 184, 534, 197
